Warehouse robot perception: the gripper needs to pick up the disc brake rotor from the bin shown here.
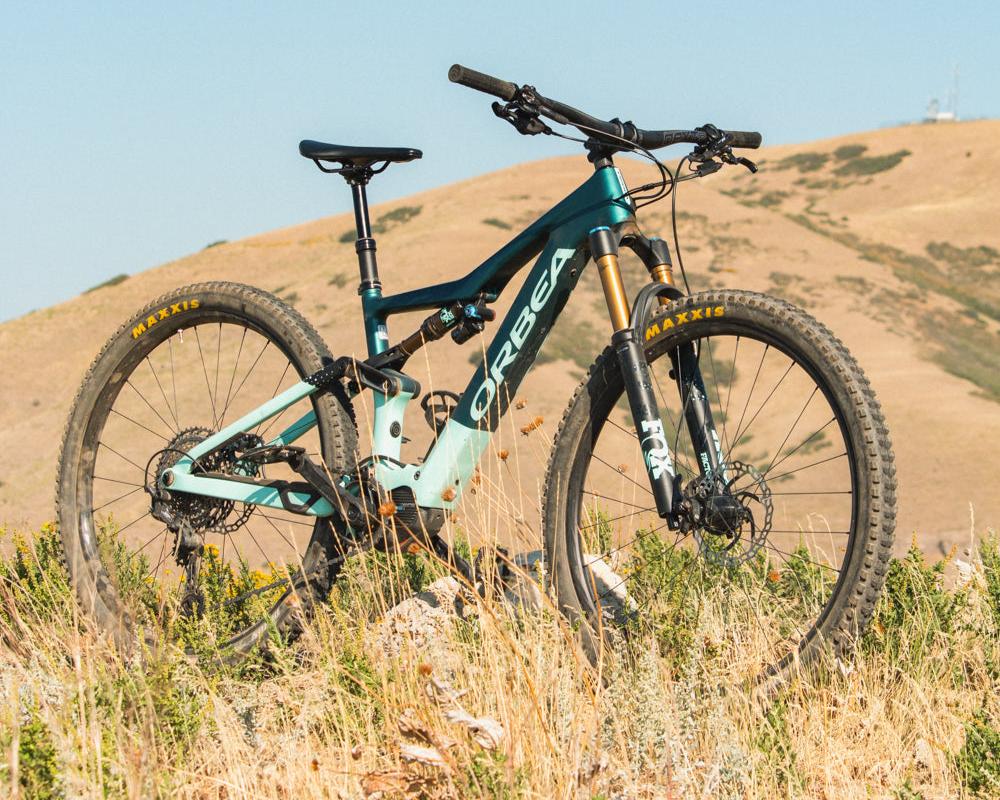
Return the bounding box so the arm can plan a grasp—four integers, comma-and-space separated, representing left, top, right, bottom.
688, 460, 773, 569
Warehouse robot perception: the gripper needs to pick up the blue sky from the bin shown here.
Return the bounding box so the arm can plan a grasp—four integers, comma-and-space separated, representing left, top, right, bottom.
1, 1, 996, 321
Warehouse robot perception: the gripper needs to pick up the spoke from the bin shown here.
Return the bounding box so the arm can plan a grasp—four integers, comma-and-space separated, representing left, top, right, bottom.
767, 529, 850, 535
169, 336, 180, 428
589, 453, 653, 497
109, 408, 171, 443
92, 486, 143, 513
579, 506, 658, 531
255, 512, 316, 528
762, 386, 818, 476
219, 326, 248, 427
194, 326, 220, 429
763, 417, 837, 479
726, 564, 775, 646
703, 335, 733, 458
146, 356, 180, 430
724, 359, 795, 466
114, 509, 153, 536
582, 490, 658, 512
146, 530, 171, 582
256, 361, 293, 437
765, 452, 847, 484
765, 542, 840, 574
671, 347, 700, 465
597, 524, 678, 601
602, 520, 671, 562
94, 475, 144, 488
723, 335, 740, 437
658, 532, 697, 603
123, 380, 176, 439
98, 441, 147, 473
225, 340, 271, 420
256, 510, 300, 553
223, 576, 292, 608
768, 490, 851, 496
729, 343, 768, 459
213, 322, 223, 423
136, 527, 168, 555
241, 512, 278, 571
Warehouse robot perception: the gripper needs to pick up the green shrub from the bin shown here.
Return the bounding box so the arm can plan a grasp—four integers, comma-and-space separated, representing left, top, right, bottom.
203, 239, 228, 249
775, 152, 829, 173
378, 205, 422, 226
926, 242, 1000, 271
833, 149, 911, 176
833, 144, 868, 161
338, 205, 423, 245
84, 273, 128, 293
956, 709, 1000, 797
0, 524, 73, 623
327, 271, 350, 288
8, 707, 61, 799
482, 217, 512, 230
862, 544, 965, 670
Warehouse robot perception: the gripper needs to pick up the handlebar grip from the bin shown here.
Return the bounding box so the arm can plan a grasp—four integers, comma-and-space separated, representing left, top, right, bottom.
727, 130, 762, 149
448, 64, 518, 101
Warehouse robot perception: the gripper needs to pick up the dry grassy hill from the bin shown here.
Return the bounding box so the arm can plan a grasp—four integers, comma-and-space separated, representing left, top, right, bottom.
1, 119, 998, 555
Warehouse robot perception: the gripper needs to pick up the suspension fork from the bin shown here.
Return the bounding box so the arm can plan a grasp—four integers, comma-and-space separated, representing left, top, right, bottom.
590, 227, 681, 526
591, 228, 730, 528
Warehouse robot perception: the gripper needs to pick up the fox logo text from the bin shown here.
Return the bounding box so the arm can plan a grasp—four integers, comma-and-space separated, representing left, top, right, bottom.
639, 419, 674, 480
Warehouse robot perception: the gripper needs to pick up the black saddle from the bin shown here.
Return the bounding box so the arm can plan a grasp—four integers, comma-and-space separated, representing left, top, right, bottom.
299, 140, 422, 168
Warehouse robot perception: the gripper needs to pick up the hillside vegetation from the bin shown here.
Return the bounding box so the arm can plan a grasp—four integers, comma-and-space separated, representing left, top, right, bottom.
1, 517, 999, 798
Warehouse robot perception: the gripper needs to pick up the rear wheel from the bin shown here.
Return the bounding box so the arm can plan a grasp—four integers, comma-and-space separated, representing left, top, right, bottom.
56, 282, 358, 661
542, 290, 896, 688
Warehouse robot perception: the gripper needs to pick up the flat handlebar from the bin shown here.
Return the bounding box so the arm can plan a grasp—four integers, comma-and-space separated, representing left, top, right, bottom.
448, 63, 762, 151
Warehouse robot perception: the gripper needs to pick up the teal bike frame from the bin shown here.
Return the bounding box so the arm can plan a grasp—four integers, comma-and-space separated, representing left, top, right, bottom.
161, 162, 688, 518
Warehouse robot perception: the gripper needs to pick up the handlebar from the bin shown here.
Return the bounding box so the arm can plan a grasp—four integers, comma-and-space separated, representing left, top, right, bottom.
447, 64, 518, 102
448, 63, 762, 152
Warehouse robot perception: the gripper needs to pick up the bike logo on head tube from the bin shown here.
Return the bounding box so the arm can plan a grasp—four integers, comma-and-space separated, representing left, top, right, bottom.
470, 248, 574, 421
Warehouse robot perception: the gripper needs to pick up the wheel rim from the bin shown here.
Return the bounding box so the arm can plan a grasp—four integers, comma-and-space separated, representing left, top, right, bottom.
568, 321, 860, 676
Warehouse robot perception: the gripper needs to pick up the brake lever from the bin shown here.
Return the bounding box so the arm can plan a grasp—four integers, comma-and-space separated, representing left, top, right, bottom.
719, 148, 759, 173
491, 100, 550, 136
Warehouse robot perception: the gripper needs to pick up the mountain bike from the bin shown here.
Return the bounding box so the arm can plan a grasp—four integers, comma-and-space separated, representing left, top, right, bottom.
56, 65, 895, 685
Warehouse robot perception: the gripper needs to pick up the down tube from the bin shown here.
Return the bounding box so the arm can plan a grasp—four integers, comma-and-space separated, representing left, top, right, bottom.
405, 238, 589, 507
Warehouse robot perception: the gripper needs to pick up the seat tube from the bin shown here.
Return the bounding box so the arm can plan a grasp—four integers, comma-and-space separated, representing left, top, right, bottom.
590, 227, 678, 523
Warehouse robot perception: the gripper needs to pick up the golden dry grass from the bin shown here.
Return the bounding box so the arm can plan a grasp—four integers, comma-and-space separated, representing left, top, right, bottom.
1, 512, 999, 798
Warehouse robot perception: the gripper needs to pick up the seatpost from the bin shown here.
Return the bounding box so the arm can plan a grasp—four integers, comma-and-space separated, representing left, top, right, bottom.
348, 175, 381, 293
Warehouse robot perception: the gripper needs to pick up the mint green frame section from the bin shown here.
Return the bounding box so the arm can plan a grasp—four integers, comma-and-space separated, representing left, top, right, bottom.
161, 165, 635, 515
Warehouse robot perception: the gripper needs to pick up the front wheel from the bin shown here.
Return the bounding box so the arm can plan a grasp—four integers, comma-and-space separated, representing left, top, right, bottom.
542, 290, 896, 688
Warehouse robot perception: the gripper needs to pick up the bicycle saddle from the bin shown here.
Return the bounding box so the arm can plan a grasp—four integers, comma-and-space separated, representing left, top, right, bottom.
298, 141, 422, 167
